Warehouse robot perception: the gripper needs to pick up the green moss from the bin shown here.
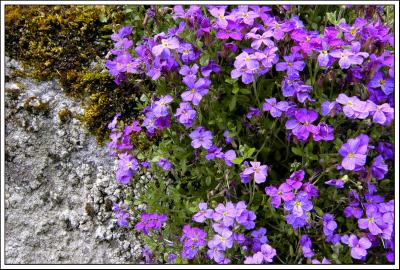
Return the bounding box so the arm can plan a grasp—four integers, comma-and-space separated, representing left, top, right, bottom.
5, 5, 146, 144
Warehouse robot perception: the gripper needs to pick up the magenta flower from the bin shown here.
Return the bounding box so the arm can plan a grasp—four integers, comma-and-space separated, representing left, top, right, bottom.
348, 234, 372, 260
285, 108, 319, 141
242, 161, 268, 184
338, 134, 369, 171
189, 127, 213, 150
265, 183, 294, 208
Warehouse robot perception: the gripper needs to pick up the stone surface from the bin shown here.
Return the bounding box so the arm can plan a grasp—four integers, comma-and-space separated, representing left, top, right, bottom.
4, 57, 143, 264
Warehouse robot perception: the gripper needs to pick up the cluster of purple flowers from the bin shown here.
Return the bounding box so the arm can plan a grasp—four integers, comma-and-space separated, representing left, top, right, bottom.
112, 202, 130, 227
189, 201, 277, 264
104, 5, 395, 264
180, 225, 207, 260
134, 212, 168, 235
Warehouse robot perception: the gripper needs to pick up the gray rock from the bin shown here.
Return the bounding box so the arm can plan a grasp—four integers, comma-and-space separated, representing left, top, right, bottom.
5, 58, 142, 264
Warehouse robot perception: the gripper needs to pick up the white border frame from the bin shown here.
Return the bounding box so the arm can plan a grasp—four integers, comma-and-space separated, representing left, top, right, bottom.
1, 1, 399, 269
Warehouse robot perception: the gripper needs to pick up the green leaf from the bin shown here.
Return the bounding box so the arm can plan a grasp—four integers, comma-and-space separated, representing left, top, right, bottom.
232, 157, 244, 165
229, 95, 237, 111
314, 206, 324, 216
291, 147, 303, 156
199, 52, 210, 66
246, 147, 256, 158
326, 11, 337, 25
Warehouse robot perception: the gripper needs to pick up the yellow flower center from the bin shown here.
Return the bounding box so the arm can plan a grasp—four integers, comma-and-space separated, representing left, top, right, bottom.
191, 88, 196, 93
193, 237, 198, 242
162, 41, 168, 47
294, 201, 302, 207
241, 68, 247, 72
288, 62, 293, 67
127, 162, 132, 168
351, 28, 357, 36
219, 14, 224, 19
223, 211, 227, 217
245, 56, 251, 61
221, 236, 226, 242
254, 167, 259, 173
305, 36, 311, 42
305, 121, 309, 126
322, 50, 328, 54
277, 191, 282, 195
160, 101, 165, 106
183, 49, 189, 54
368, 217, 374, 223
379, 79, 386, 85
348, 152, 354, 159
347, 101, 353, 107
242, 12, 248, 18
274, 23, 280, 29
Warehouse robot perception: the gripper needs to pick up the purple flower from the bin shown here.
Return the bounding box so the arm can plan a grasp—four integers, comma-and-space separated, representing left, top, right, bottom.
260, 244, 277, 263
312, 123, 334, 141
216, 20, 244, 40
300, 235, 314, 258
284, 192, 313, 217
209, 6, 228, 29
213, 202, 236, 227
223, 150, 236, 167
376, 141, 394, 160
181, 77, 210, 105
116, 153, 138, 184
247, 107, 261, 119
358, 205, 385, 235
189, 126, 213, 150
142, 245, 152, 263
179, 64, 199, 80
135, 212, 167, 235
207, 240, 225, 264
223, 130, 235, 144
178, 42, 197, 63
242, 161, 268, 184
152, 37, 180, 58
175, 102, 196, 128
193, 202, 214, 223
276, 54, 305, 77
285, 108, 318, 141
152, 95, 173, 117
247, 30, 274, 50
336, 94, 371, 119
112, 202, 130, 227
338, 134, 369, 171
325, 179, 345, 189
329, 42, 369, 69
265, 183, 294, 208
181, 225, 207, 260
371, 155, 388, 180
235, 201, 256, 230
348, 234, 372, 260
231, 65, 255, 84
251, 227, 268, 252
201, 60, 221, 77
312, 258, 331, 264
210, 229, 234, 250
108, 113, 121, 130
368, 72, 394, 95
321, 101, 341, 116
370, 103, 394, 126
157, 158, 173, 171
206, 145, 224, 160
317, 42, 332, 67
262, 98, 289, 118
322, 213, 337, 238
